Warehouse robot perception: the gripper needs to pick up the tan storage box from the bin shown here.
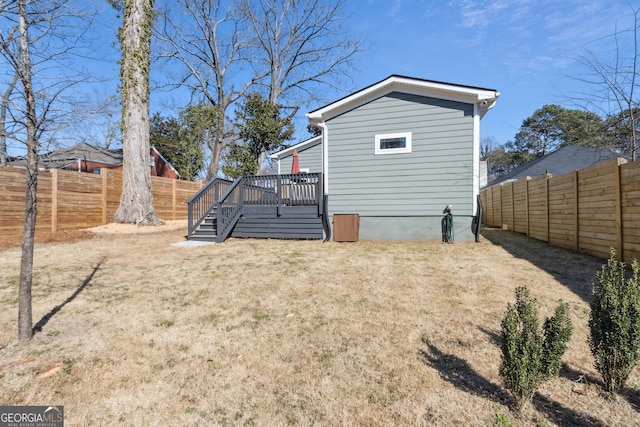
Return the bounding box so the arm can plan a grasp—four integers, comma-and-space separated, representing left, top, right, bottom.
333, 214, 359, 242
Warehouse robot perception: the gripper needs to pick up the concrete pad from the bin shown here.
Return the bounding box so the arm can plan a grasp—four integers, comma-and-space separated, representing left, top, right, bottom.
170, 240, 216, 248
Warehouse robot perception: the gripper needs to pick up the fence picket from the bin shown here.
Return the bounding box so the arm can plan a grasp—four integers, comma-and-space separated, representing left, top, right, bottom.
0, 166, 201, 236
481, 158, 639, 262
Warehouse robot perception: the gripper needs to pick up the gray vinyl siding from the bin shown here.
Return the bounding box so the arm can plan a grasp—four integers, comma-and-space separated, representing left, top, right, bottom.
280, 140, 323, 173
327, 92, 474, 217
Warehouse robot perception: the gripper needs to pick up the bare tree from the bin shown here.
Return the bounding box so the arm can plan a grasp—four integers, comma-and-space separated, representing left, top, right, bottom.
239, 0, 362, 165
112, 0, 161, 225
0, 0, 98, 341
16, 0, 38, 341
155, 0, 262, 178
571, 5, 640, 160
74, 93, 121, 149
242, 0, 361, 104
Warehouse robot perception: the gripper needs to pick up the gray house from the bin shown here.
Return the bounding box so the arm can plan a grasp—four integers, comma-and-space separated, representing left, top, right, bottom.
271, 75, 500, 241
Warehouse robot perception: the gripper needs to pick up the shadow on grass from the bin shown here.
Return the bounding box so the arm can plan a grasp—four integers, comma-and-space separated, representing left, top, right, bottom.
33, 258, 105, 334
420, 340, 608, 425
418, 340, 509, 404
478, 326, 501, 347
561, 363, 640, 415
532, 392, 607, 426
481, 228, 603, 304
621, 387, 640, 413
559, 362, 601, 386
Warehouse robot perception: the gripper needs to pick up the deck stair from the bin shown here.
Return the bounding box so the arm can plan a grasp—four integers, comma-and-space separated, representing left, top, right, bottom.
189, 210, 218, 241
187, 173, 330, 243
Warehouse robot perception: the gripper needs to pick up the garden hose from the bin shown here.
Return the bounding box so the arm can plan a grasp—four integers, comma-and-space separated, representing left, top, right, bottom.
441, 205, 454, 243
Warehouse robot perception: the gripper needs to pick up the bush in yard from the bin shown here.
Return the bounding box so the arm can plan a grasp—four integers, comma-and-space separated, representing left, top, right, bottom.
589, 250, 640, 393
499, 286, 572, 411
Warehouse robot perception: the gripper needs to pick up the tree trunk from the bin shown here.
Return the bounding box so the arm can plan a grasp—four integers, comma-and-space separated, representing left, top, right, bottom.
19, 136, 37, 341
206, 115, 226, 179
18, 0, 37, 341
113, 0, 160, 225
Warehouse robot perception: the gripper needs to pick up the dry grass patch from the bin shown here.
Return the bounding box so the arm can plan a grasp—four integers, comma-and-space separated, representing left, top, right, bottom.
0, 223, 638, 426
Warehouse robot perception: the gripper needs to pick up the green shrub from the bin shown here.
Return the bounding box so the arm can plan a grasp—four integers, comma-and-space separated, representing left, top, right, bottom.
499, 287, 572, 411
589, 250, 640, 393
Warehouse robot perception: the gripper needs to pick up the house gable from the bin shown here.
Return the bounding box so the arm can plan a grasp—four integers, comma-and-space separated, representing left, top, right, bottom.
150, 147, 181, 179
270, 136, 323, 174
307, 74, 498, 123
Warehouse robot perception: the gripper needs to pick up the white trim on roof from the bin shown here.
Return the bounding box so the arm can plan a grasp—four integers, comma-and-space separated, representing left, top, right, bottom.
306, 75, 500, 123
269, 135, 322, 160
151, 146, 181, 178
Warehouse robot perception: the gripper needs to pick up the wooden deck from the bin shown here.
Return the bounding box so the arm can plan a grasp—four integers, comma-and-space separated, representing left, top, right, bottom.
187, 173, 329, 242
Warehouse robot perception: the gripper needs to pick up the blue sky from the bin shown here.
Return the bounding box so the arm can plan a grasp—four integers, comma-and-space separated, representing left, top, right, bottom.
3, 0, 637, 155
136, 0, 638, 149
337, 0, 637, 145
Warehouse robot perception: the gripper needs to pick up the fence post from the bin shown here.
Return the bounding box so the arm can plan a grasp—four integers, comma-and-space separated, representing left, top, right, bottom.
51, 169, 58, 232
499, 182, 505, 230
511, 182, 515, 231
101, 168, 108, 224
172, 179, 177, 220
525, 177, 531, 237
491, 185, 497, 226
546, 173, 551, 243
615, 158, 625, 261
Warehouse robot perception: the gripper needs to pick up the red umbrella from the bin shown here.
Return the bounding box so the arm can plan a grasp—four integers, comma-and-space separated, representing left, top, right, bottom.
291, 149, 300, 174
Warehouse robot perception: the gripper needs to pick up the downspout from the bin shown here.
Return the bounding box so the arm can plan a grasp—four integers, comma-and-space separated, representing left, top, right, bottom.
318, 121, 329, 195
316, 120, 331, 242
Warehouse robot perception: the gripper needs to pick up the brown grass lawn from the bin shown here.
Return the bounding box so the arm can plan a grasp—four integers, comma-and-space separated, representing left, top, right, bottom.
0, 222, 639, 426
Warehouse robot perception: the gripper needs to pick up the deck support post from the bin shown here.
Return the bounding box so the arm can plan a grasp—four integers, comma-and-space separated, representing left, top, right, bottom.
277, 174, 282, 217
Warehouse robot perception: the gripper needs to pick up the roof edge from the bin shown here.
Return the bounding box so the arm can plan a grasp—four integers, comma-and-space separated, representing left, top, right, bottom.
307, 75, 499, 123
269, 135, 322, 159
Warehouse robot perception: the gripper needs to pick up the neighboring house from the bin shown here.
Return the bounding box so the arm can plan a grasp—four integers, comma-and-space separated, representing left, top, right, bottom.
270, 135, 322, 174
10, 142, 180, 179
272, 75, 500, 241
487, 145, 628, 188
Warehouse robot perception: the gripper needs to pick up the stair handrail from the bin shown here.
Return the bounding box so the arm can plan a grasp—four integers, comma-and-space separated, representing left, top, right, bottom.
187, 177, 233, 239
216, 177, 244, 242
189, 172, 325, 242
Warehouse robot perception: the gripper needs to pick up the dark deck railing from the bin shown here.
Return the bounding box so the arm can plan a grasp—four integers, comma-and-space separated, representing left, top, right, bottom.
187, 173, 323, 241
187, 178, 233, 237
215, 177, 244, 242
243, 173, 322, 208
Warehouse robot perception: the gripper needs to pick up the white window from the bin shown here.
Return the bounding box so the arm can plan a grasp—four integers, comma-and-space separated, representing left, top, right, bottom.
374, 132, 412, 155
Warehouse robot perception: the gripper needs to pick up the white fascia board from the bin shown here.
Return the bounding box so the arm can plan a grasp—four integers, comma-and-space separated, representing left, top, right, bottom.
269, 135, 322, 160
151, 146, 181, 178
307, 76, 500, 122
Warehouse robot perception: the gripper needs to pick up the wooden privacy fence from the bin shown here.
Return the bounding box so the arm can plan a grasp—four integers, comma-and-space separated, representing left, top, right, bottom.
480, 157, 640, 263
0, 166, 202, 236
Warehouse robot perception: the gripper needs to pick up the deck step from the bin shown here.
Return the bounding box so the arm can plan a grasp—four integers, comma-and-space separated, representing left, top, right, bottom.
190, 214, 218, 241
189, 233, 217, 242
